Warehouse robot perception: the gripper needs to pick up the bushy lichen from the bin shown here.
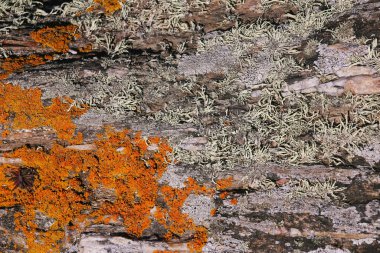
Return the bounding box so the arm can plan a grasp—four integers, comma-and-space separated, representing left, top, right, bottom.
160, 0, 380, 173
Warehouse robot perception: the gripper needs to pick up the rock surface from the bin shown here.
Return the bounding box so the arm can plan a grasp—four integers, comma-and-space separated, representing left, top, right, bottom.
0, 0, 380, 252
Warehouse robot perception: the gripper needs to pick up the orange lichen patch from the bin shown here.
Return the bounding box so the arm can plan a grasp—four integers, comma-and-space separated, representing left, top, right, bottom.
216, 176, 233, 190
0, 83, 87, 143
0, 127, 212, 252
149, 136, 161, 144
89, 130, 173, 237
188, 226, 208, 253
0, 54, 53, 80
219, 191, 229, 199
78, 43, 93, 53
30, 25, 80, 53
210, 208, 216, 216
0, 80, 214, 252
1, 129, 10, 138
0, 73, 9, 79
102, 214, 118, 224
156, 178, 213, 252
87, 0, 126, 15
230, 198, 238, 205
0, 130, 170, 251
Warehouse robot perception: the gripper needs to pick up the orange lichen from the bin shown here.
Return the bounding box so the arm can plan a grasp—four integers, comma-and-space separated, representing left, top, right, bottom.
216, 176, 233, 190
0, 83, 87, 143
0, 54, 53, 80
0, 83, 215, 252
87, 0, 126, 15
230, 198, 238, 205
0, 129, 169, 251
0, 129, 212, 252
0, 25, 79, 80
1, 129, 10, 138
30, 25, 80, 53
148, 136, 161, 144
188, 226, 208, 253
78, 43, 93, 53
210, 208, 216, 216
88, 129, 173, 237
156, 178, 213, 252
219, 191, 229, 199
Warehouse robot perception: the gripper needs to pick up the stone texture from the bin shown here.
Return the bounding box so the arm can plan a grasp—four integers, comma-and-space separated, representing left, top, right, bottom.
336, 66, 377, 77
1, 1, 380, 252
314, 44, 368, 75
343, 75, 380, 95
178, 46, 237, 76
78, 236, 188, 253
284, 75, 380, 96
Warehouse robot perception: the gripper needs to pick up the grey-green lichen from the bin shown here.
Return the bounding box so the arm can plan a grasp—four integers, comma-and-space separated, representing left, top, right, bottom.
166, 0, 380, 173
12, 0, 378, 174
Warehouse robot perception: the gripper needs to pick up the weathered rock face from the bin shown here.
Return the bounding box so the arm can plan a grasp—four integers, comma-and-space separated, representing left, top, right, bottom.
1, 0, 380, 252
